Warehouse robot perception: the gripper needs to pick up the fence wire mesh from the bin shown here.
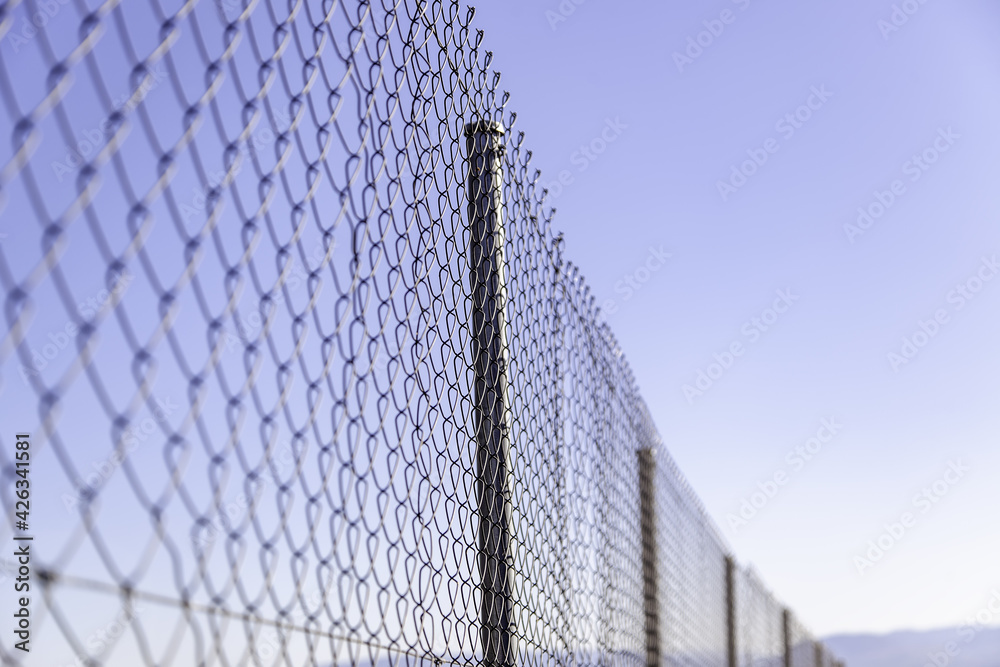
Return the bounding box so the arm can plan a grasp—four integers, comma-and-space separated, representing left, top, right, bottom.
735, 569, 784, 667
0, 1, 842, 666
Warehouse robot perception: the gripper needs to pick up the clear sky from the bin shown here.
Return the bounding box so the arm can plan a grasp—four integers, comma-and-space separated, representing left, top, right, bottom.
470, 0, 1000, 637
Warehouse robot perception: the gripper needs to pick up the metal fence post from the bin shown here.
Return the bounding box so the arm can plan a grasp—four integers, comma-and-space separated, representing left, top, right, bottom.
638, 447, 660, 667
782, 609, 792, 667
552, 234, 575, 661
725, 555, 737, 667
466, 119, 515, 667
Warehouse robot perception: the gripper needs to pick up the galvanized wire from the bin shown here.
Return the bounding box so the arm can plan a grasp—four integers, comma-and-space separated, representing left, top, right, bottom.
0, 1, 842, 666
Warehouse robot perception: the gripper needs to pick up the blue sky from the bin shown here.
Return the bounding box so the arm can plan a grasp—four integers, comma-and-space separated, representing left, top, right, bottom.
470, 0, 1000, 637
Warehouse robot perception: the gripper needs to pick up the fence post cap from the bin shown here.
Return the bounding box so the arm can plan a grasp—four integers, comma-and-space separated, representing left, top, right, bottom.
465, 119, 506, 136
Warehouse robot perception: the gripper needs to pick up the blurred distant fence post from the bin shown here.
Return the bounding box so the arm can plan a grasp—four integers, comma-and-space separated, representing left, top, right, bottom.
638, 447, 660, 667
783, 608, 793, 667
466, 119, 515, 667
726, 555, 737, 667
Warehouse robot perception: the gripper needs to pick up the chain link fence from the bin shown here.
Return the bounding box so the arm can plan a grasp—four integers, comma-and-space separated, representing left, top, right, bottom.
0, 0, 843, 665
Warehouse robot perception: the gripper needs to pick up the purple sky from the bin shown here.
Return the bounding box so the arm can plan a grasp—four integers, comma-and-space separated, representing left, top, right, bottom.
471, 0, 1000, 637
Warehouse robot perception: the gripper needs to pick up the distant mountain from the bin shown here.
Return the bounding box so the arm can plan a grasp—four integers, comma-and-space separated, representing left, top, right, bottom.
824, 627, 1000, 667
